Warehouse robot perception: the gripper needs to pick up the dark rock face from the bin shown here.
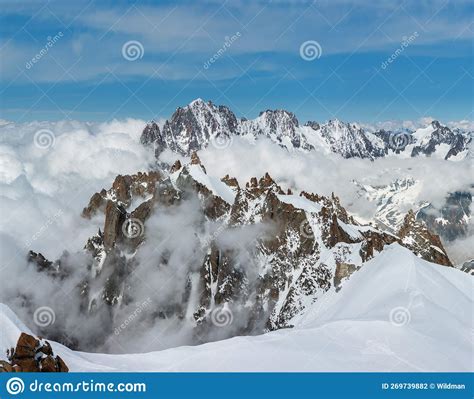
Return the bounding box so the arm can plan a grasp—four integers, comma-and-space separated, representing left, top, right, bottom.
140, 121, 161, 147
154, 99, 239, 156
1, 333, 69, 372
304, 121, 320, 131
398, 210, 452, 267
417, 191, 472, 242
460, 260, 474, 275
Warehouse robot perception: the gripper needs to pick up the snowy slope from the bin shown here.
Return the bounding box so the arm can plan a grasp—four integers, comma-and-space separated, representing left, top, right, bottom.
2, 244, 471, 372
0, 304, 33, 356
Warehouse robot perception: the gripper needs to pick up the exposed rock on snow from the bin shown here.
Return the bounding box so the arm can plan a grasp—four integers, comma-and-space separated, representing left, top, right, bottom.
0, 332, 68, 372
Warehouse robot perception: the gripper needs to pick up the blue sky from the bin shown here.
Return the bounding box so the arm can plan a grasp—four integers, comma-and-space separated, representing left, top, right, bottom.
0, 0, 472, 124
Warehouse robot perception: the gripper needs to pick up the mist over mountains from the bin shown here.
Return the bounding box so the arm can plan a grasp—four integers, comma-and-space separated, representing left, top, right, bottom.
0, 100, 472, 362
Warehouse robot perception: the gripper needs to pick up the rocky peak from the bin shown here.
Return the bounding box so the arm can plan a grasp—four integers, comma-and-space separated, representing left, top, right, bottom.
417, 191, 472, 242
239, 109, 309, 150
221, 174, 239, 188
411, 121, 471, 159
140, 120, 161, 146
318, 120, 386, 160
190, 151, 203, 165
153, 99, 239, 156
398, 210, 452, 266
169, 159, 182, 173
431, 120, 441, 129
1, 332, 69, 372
305, 121, 320, 131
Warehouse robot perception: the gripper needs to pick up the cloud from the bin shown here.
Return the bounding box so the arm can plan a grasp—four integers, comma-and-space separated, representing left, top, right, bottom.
0, 118, 153, 259
1, 1, 472, 84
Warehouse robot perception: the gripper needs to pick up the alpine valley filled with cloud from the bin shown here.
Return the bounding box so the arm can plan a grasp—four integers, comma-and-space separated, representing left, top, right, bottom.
0, 0, 472, 374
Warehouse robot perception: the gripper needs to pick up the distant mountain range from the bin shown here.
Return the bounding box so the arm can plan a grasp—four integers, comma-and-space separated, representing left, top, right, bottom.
141, 98, 472, 160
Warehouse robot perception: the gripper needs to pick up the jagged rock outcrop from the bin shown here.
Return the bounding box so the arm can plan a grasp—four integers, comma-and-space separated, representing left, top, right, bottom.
140, 120, 161, 147
78, 158, 450, 332
417, 191, 472, 242
27, 158, 454, 351
398, 210, 452, 266
1, 333, 68, 372
460, 260, 474, 275
149, 99, 239, 156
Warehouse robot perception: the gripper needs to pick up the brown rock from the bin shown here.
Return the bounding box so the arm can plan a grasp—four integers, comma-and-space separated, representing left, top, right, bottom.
5, 333, 70, 373
14, 333, 38, 358
221, 174, 239, 188
170, 160, 182, 173
56, 356, 69, 372
37, 340, 53, 356
190, 152, 202, 165
39, 356, 57, 372
334, 262, 358, 289
398, 210, 452, 266
82, 191, 106, 219
0, 360, 13, 372
14, 358, 37, 372
103, 200, 126, 250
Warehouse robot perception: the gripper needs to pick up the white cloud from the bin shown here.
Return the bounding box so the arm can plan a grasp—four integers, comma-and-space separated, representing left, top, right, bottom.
0, 118, 153, 259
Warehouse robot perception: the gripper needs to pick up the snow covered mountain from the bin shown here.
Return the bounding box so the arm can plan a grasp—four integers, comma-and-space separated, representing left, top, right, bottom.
141, 99, 472, 160
355, 179, 472, 245
2, 244, 471, 371
20, 154, 453, 355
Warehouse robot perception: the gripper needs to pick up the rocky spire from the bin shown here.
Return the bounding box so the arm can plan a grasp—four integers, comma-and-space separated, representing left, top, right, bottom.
398, 210, 452, 266
140, 121, 160, 146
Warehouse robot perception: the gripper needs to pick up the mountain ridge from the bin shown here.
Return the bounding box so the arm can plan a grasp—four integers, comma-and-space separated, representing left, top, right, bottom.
141, 99, 472, 160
